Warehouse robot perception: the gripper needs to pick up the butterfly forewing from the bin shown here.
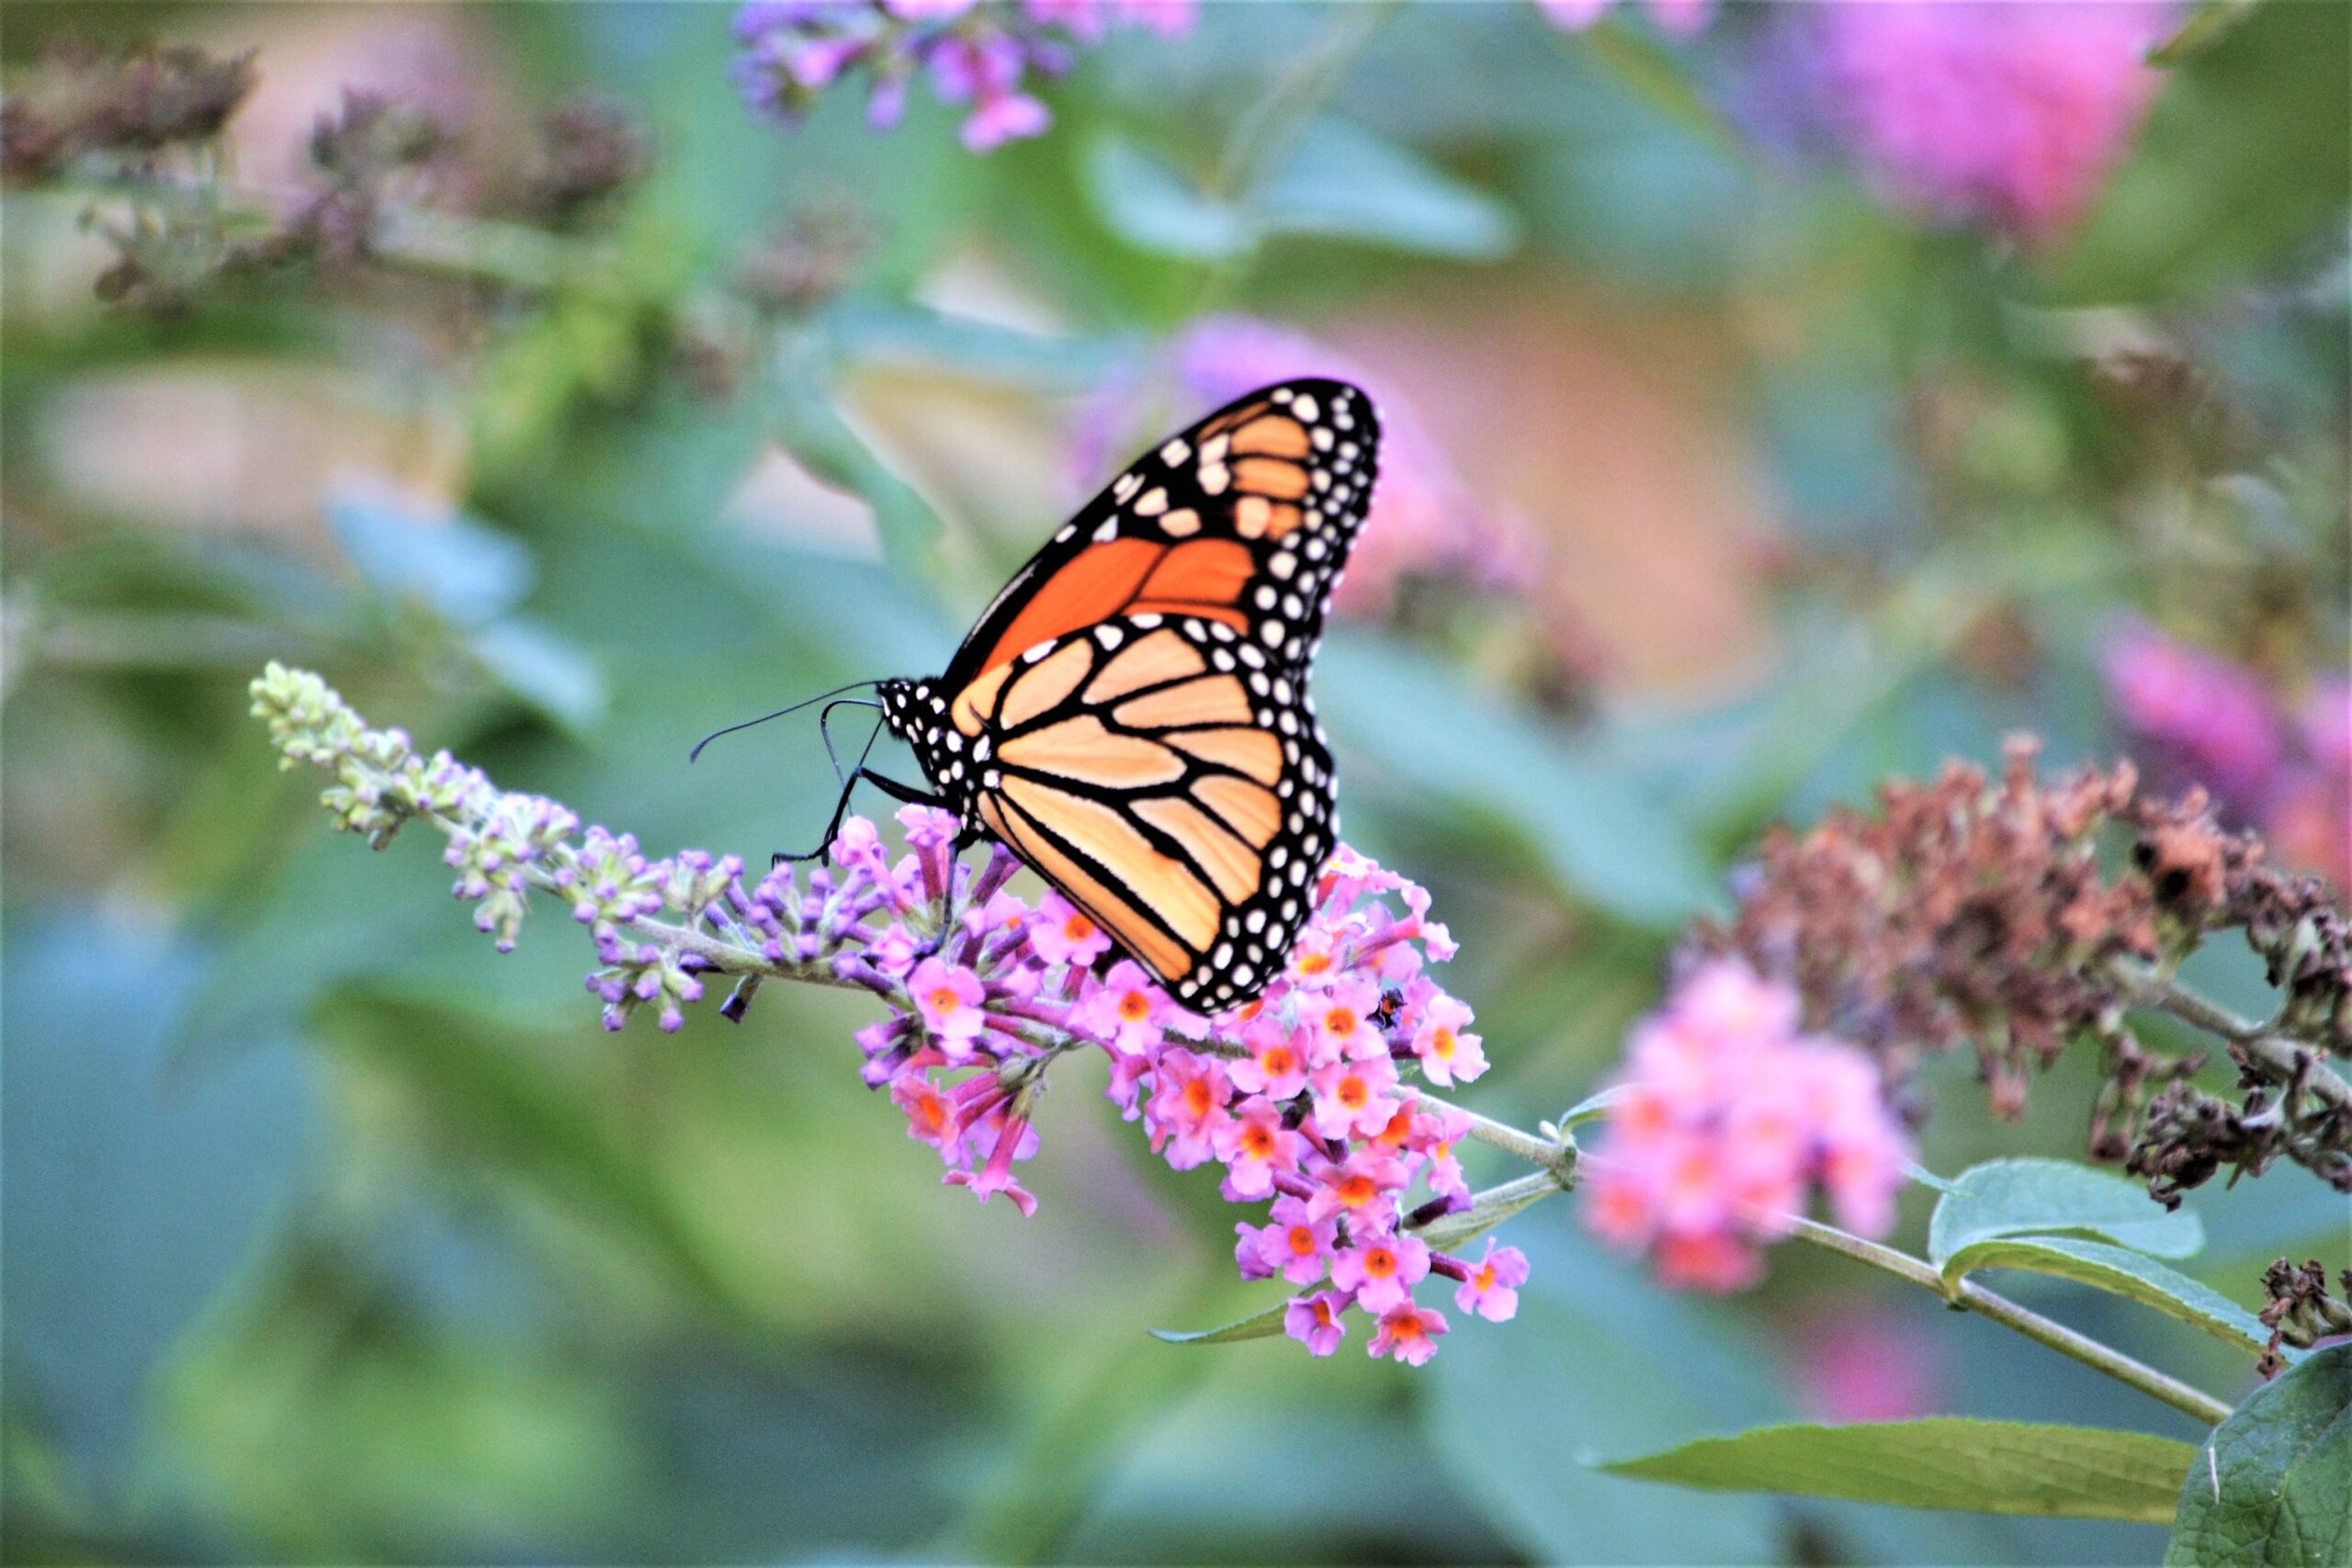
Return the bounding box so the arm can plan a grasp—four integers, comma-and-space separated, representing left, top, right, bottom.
905, 378, 1379, 1010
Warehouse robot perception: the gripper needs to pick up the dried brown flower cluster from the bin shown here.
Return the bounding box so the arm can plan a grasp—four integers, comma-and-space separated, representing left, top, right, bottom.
1, 35, 254, 183
1698, 736, 2352, 1201
2256, 1258, 2352, 1379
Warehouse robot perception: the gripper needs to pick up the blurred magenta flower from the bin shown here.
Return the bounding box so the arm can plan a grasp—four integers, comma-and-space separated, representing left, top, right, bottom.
1760, 2, 2177, 241
2102, 617, 2285, 810
1537, 0, 1711, 38
1792, 1303, 1943, 1423
731, 0, 1193, 152
1581, 958, 1912, 1292
1080, 315, 1544, 617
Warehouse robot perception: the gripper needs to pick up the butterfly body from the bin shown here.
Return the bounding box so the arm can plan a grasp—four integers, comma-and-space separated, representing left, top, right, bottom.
876, 378, 1379, 1012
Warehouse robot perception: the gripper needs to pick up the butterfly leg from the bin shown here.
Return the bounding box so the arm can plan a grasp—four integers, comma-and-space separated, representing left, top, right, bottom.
772, 767, 946, 865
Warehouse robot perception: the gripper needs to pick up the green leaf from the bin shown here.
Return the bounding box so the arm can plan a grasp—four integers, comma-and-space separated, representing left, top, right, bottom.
1943, 1235, 2290, 1360
1317, 632, 1717, 929
1407, 1177, 1563, 1254
1148, 1301, 1290, 1346
1082, 118, 1516, 264
1081, 134, 1256, 261
1928, 1158, 2205, 1269
2166, 1345, 2352, 1567
469, 617, 609, 734
1558, 1082, 1642, 1129
1253, 117, 1517, 259
1604, 1418, 2199, 1524
764, 321, 948, 586
2148, 0, 2261, 65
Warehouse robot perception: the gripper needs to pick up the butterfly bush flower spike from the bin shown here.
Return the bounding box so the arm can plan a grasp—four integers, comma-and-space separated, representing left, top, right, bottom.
731, 1, 1194, 152
1581, 957, 1912, 1293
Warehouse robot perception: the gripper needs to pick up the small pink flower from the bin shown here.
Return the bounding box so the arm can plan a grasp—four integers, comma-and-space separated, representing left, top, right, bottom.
1146, 1047, 1232, 1170
961, 888, 1034, 942
866, 922, 922, 978
1368, 1301, 1449, 1366
910, 955, 988, 1043
1030, 889, 1112, 967
891, 1073, 963, 1163
1453, 1239, 1529, 1323
1306, 976, 1384, 1063
947, 1103, 1041, 1216
1213, 1098, 1305, 1198
1250, 1195, 1338, 1285
1411, 995, 1487, 1087
1285, 1290, 1351, 1357
1331, 1233, 1430, 1314
1083, 959, 1186, 1054
1306, 1147, 1408, 1226
1227, 1015, 1310, 1100
1307, 1054, 1400, 1142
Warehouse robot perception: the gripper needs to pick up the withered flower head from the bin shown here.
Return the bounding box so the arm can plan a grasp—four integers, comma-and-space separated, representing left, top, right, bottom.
3, 34, 255, 183
521, 96, 646, 227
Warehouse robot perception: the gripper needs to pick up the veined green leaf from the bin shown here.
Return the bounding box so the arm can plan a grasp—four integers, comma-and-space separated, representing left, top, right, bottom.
1928, 1157, 2204, 1268
1943, 1235, 2291, 1360
1603, 1417, 2199, 1524
2166, 1345, 2350, 1566
1148, 1301, 1290, 1346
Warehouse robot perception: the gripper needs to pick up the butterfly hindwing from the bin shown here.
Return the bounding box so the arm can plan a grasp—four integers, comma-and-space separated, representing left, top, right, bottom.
962, 614, 1336, 1011
889, 378, 1379, 1010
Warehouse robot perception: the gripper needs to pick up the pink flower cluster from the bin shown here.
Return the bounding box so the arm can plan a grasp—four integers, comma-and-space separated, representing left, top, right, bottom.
829, 809, 1525, 1363
1075, 315, 1544, 619
1759, 3, 2176, 242
1581, 959, 1911, 1292
2104, 620, 2349, 889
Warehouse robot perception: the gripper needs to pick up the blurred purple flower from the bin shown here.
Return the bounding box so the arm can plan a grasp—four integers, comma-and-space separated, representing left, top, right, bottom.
1755, 2, 2177, 241
2102, 618, 2285, 812
1077, 315, 1544, 618
730, 0, 1192, 152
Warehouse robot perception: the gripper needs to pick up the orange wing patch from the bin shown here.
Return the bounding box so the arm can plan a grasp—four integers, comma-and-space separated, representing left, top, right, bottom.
1130, 538, 1254, 629
999, 714, 1188, 788
980, 793, 1193, 981
1193, 773, 1281, 848
1083, 630, 1207, 704
1001, 776, 1221, 951
1134, 795, 1261, 904
952, 659, 1014, 737
979, 537, 1160, 674
998, 639, 1097, 730
1167, 726, 1283, 784
1113, 674, 1253, 731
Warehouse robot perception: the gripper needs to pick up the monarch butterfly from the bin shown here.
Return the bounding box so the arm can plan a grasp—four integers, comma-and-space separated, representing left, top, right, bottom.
786, 379, 1378, 1012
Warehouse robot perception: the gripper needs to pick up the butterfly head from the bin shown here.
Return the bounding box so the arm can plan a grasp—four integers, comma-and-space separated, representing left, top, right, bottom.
876, 675, 972, 807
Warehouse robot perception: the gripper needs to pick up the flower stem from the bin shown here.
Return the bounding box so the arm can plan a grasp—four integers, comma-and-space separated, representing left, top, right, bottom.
1775, 1213, 2235, 1427
2110, 958, 2352, 1111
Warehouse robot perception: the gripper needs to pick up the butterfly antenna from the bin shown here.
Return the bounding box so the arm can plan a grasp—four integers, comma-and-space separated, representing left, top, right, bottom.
688, 679, 883, 762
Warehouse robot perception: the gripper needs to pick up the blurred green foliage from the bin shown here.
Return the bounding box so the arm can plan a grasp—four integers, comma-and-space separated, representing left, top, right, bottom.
3, 2, 2346, 1563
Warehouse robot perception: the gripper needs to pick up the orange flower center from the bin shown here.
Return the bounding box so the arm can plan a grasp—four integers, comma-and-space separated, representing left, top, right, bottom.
1312, 1299, 1338, 1327
1324, 1006, 1358, 1036
1336, 1076, 1367, 1110
1240, 1123, 1274, 1158
1473, 1262, 1497, 1292
1262, 1044, 1296, 1076
1288, 1225, 1317, 1257
1375, 1107, 1413, 1147
1338, 1175, 1375, 1207
1363, 1247, 1396, 1280
929, 987, 962, 1015
915, 1098, 946, 1133
1389, 1316, 1425, 1342
1298, 953, 1333, 976
1430, 1027, 1456, 1058
1118, 991, 1152, 1023
1183, 1078, 1214, 1116
1063, 912, 1096, 941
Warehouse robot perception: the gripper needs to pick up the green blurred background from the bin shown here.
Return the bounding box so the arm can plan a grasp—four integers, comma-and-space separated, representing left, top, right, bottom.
4, 2, 2346, 1562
